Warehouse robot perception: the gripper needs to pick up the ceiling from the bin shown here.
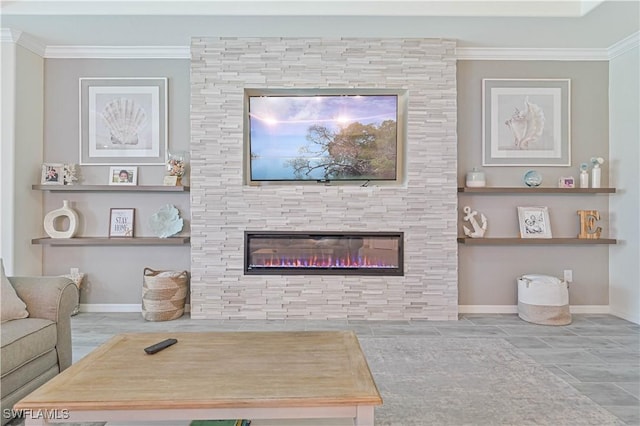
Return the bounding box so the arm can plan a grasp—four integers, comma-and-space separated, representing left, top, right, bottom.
1, 0, 638, 50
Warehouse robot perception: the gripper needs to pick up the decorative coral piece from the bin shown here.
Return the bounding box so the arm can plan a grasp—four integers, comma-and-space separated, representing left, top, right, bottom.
149, 204, 184, 238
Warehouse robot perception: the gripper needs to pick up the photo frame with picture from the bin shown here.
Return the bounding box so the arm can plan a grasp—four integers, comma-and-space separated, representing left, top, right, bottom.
109, 208, 135, 238
558, 176, 575, 188
517, 206, 552, 239
41, 163, 65, 185
108, 166, 138, 185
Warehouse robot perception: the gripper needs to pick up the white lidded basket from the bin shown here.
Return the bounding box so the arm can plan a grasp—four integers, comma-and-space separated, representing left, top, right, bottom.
517, 274, 571, 325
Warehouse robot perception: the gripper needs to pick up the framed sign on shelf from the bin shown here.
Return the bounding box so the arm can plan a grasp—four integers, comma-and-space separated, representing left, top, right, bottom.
482, 79, 571, 167
79, 77, 167, 165
109, 208, 135, 238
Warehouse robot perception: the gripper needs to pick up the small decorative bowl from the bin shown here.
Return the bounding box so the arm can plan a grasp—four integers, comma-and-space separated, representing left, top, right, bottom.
523, 170, 542, 187
465, 168, 486, 188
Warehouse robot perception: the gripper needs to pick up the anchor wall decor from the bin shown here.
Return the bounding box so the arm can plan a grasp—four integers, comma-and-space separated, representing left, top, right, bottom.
462, 206, 488, 238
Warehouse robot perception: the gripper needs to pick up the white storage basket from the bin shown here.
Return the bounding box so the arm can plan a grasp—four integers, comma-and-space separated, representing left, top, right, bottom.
517, 274, 571, 325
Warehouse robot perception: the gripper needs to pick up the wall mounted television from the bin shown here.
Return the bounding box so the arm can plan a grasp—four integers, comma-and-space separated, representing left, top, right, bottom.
245, 89, 406, 184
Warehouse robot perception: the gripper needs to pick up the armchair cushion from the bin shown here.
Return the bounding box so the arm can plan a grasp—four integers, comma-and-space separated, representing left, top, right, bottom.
0, 319, 57, 399
0, 259, 28, 323
0, 319, 56, 376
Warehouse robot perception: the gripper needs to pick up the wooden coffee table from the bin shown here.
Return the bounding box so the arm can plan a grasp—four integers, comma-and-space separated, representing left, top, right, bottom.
15, 331, 382, 426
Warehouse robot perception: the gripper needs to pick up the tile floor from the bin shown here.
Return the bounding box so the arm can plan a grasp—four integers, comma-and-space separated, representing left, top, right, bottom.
70, 313, 640, 425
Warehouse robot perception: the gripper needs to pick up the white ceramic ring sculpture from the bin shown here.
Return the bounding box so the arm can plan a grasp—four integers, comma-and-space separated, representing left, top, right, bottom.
44, 200, 79, 238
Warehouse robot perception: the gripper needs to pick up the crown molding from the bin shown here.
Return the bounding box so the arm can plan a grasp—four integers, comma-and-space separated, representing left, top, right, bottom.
0, 28, 47, 56
14, 32, 637, 61
44, 45, 190, 59
0, 28, 22, 43
44, 45, 612, 61
608, 31, 640, 60
0, 1, 604, 17
456, 47, 609, 61
16, 32, 47, 57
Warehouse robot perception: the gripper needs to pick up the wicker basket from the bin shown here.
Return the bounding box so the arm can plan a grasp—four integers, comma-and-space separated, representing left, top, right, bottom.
142, 268, 189, 321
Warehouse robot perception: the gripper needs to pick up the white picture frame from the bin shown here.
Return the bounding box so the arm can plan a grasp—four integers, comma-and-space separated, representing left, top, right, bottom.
109, 208, 135, 238
482, 79, 571, 166
41, 163, 65, 185
558, 176, 575, 188
108, 166, 138, 185
79, 77, 167, 165
517, 206, 552, 239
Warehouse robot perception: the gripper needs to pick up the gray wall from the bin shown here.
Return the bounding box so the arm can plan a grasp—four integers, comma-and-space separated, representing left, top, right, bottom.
42, 59, 191, 306
457, 60, 611, 307
609, 47, 640, 323
37, 55, 616, 311
1, 43, 44, 276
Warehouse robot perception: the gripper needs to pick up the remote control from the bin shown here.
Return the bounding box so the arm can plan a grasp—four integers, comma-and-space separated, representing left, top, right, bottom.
144, 338, 177, 355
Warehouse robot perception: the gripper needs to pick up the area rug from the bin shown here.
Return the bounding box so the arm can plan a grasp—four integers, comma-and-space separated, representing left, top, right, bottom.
6, 421, 104, 426
358, 336, 623, 426
8, 337, 621, 426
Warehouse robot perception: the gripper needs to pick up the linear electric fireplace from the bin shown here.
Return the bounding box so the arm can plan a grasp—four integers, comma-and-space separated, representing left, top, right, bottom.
245, 231, 403, 276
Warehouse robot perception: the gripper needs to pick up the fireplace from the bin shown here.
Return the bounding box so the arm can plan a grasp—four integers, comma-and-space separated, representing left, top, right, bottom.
245, 232, 403, 276
191, 37, 458, 319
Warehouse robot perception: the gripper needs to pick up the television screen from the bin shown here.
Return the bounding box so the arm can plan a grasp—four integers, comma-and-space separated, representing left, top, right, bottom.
248, 94, 398, 182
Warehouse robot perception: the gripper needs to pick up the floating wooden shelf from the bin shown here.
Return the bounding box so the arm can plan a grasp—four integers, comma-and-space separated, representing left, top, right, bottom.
32, 237, 191, 246
457, 237, 617, 245
458, 187, 615, 194
32, 185, 190, 192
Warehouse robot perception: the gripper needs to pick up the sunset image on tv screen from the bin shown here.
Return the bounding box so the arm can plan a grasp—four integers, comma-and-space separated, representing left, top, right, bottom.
249, 95, 398, 181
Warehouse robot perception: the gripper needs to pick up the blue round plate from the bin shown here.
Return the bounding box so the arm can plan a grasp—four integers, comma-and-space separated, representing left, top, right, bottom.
523, 170, 542, 187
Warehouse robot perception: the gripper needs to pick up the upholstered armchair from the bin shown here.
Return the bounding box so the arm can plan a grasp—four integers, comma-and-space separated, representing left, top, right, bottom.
1, 267, 78, 426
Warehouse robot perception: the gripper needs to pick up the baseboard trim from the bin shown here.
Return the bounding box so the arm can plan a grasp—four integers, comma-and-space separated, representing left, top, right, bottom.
608, 308, 640, 325
79, 304, 191, 313
79, 304, 140, 312
459, 305, 611, 314
79, 304, 611, 316
459, 305, 518, 314
570, 305, 610, 314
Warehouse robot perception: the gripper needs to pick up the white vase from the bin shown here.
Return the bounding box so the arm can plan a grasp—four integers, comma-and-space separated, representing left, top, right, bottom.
579, 170, 589, 188
591, 166, 601, 188
44, 200, 79, 239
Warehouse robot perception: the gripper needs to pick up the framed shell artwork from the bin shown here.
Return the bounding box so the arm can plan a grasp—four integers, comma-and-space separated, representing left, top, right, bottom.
79, 78, 167, 165
482, 79, 571, 167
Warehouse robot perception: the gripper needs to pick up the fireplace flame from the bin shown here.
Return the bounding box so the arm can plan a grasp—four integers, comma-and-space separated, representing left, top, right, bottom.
251, 254, 396, 269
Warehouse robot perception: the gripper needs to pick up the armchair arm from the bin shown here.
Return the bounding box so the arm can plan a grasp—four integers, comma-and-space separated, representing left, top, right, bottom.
8, 276, 78, 371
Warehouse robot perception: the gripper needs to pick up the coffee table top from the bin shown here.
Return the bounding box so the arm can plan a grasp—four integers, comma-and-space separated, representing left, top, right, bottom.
15, 331, 382, 411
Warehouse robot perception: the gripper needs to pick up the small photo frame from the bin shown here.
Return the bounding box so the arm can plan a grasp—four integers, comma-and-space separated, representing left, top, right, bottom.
109, 166, 138, 185
517, 206, 552, 239
163, 175, 179, 186
558, 176, 575, 188
41, 163, 64, 185
109, 208, 135, 238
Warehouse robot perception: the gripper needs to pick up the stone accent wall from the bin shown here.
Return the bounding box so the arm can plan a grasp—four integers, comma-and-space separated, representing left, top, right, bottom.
190, 37, 458, 320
